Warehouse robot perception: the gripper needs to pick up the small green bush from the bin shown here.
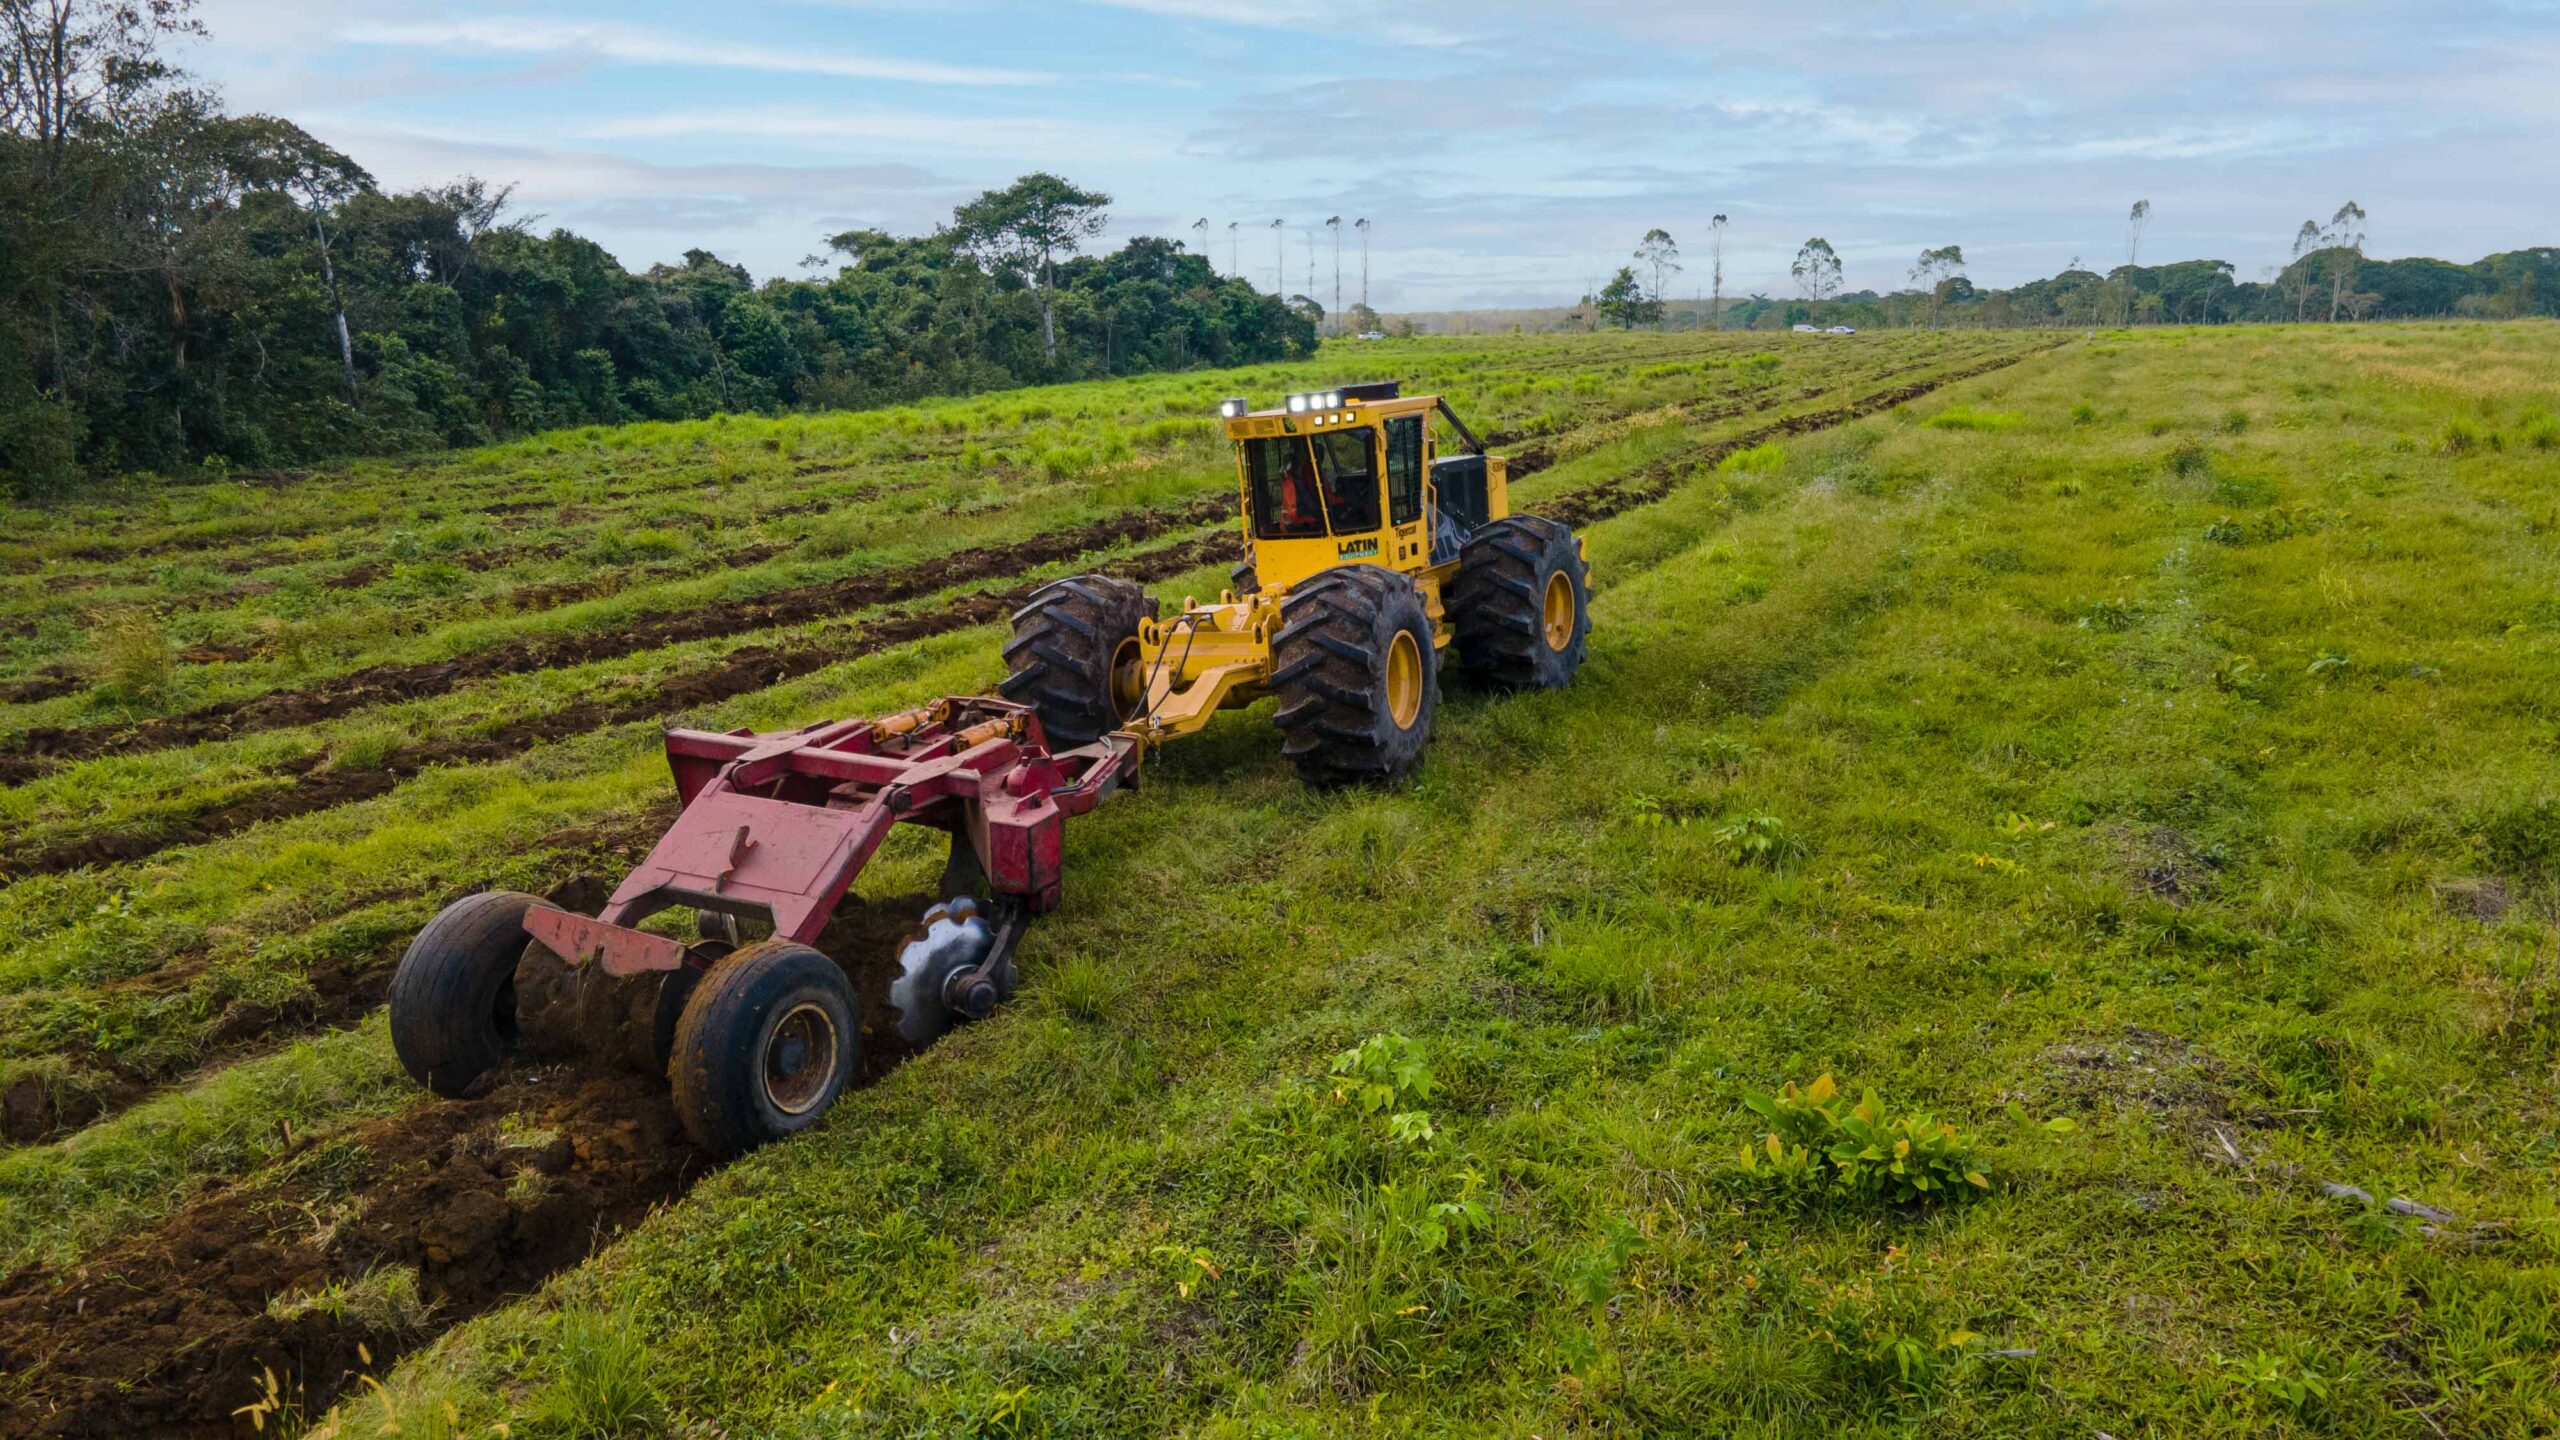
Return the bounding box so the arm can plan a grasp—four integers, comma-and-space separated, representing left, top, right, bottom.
1734, 1073, 1990, 1206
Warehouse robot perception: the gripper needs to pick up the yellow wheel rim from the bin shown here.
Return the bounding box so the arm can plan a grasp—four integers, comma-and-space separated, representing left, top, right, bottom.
1385, 630, 1424, 729
1109, 636, 1144, 719
1542, 571, 1577, 652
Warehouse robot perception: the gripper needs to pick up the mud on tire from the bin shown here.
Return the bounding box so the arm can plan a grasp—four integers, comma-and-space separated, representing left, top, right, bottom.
999, 574, 1157, 749
389, 890, 545, 1098
668, 939, 858, 1158
1447, 514, 1590, 689
1270, 564, 1439, 786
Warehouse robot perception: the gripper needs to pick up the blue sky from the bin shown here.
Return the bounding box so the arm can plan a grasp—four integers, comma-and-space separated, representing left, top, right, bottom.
187, 0, 2558, 310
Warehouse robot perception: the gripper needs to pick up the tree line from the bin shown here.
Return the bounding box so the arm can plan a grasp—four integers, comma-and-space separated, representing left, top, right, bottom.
1578, 208, 2555, 333
0, 0, 1313, 497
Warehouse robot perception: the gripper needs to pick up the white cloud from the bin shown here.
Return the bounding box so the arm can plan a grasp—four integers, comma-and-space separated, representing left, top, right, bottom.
339, 18, 1052, 86
575, 106, 1175, 160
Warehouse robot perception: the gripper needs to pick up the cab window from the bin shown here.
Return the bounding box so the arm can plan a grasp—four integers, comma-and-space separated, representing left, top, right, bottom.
1243, 431, 1380, 538
1311, 429, 1381, 532
1384, 415, 1423, 525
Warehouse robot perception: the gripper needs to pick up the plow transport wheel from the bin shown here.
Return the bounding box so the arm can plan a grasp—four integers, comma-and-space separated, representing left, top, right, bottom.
388, 890, 544, 1097
1447, 515, 1590, 689
1270, 564, 1439, 786
669, 940, 859, 1157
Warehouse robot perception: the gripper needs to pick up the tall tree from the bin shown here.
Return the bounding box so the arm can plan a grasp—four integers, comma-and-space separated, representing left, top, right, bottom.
2289, 220, 2323, 321
2126, 199, 2151, 268
1635, 227, 1680, 328
1910, 244, 1965, 327
1792, 237, 1842, 302
2323, 200, 2367, 321
1, 0, 202, 178
1707, 213, 1728, 330
1597, 266, 1647, 329
949, 172, 1109, 362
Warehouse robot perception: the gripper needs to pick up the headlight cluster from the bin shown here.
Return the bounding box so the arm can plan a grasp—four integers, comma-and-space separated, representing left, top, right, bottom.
1218, 389, 1347, 418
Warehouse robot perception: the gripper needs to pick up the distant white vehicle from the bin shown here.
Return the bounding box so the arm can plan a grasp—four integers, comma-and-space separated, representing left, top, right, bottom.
1826, 325, 1857, 334
1358, 330, 1386, 341
1791, 323, 1818, 333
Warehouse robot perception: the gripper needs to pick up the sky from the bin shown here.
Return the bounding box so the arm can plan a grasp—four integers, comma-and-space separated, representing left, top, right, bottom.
183, 0, 2560, 312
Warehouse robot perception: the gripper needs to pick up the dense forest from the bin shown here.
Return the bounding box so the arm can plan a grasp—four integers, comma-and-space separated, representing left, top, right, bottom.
0, 2, 1313, 496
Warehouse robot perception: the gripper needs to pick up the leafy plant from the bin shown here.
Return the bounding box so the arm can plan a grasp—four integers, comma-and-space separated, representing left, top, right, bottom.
1562, 1216, 1650, 1308
1330, 1032, 1436, 1145
2216, 1346, 2333, 1414
1712, 813, 1797, 867
1735, 1074, 1997, 1207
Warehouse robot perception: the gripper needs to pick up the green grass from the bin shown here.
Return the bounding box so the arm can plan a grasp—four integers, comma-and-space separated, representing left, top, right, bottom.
326, 322, 2560, 1436
5, 323, 2557, 1436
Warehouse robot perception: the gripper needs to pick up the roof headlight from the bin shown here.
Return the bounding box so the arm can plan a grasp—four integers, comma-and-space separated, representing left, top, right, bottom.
1323, 390, 1342, 409
1217, 397, 1245, 419
1286, 393, 1310, 413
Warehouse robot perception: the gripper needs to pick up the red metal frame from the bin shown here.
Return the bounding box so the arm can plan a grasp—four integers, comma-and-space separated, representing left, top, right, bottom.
523, 697, 1135, 977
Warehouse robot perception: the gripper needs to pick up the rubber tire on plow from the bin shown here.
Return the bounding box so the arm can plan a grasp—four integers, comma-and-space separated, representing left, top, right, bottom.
1271, 564, 1439, 786
388, 890, 545, 1097
668, 940, 858, 1157
1447, 514, 1591, 689
999, 575, 1156, 749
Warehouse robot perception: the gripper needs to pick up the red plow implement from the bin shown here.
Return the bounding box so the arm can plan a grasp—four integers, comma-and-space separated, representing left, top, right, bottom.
389, 697, 1136, 1155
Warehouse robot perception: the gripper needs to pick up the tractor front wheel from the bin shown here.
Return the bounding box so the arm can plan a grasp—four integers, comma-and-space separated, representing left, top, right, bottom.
668, 940, 858, 1157
1271, 565, 1439, 786
1000, 575, 1156, 748
388, 890, 545, 1097
1447, 515, 1590, 688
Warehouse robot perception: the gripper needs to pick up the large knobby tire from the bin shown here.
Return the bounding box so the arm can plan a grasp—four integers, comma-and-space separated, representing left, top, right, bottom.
999, 575, 1156, 749
1230, 558, 1260, 597
668, 940, 858, 1158
1447, 515, 1591, 689
1270, 565, 1439, 786
388, 890, 544, 1098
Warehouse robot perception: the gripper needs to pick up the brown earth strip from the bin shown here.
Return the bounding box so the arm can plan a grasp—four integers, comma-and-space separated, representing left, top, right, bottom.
0, 498, 1240, 786
0, 895, 942, 1437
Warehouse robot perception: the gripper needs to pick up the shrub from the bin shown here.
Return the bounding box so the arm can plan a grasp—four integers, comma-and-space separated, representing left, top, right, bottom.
93, 610, 174, 701
1718, 442, 1785, 474
1711, 813, 1797, 867
1733, 1073, 1990, 1207
2164, 440, 2212, 477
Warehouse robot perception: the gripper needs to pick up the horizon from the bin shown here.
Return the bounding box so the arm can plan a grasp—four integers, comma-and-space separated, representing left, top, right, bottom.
177, 0, 2560, 310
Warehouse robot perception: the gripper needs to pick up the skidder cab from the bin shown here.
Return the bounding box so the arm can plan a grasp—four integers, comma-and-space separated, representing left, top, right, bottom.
1001, 379, 1593, 785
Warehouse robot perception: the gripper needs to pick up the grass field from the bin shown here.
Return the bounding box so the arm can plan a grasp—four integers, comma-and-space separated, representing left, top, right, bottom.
0, 322, 2555, 1437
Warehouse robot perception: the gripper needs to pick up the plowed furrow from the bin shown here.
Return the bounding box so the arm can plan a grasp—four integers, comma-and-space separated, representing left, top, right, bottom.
0, 499, 1237, 786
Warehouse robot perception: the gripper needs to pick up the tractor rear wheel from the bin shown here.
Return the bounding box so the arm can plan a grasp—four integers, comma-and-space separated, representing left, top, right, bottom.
1271, 565, 1438, 786
668, 940, 858, 1157
1000, 575, 1156, 748
389, 890, 545, 1097
1229, 558, 1259, 597
1447, 515, 1590, 688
